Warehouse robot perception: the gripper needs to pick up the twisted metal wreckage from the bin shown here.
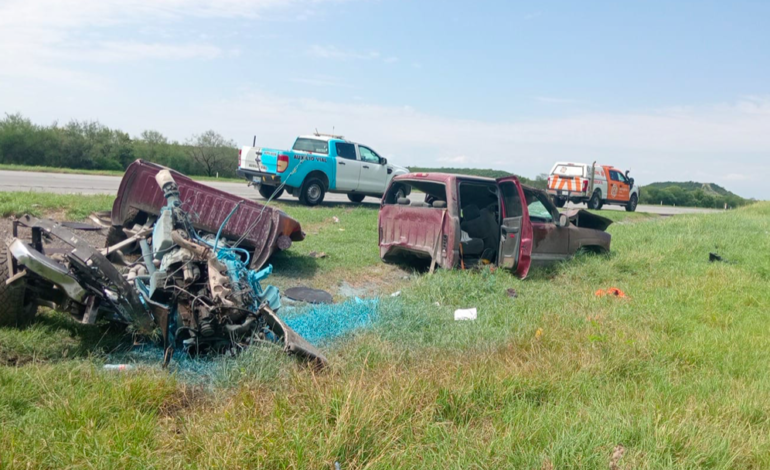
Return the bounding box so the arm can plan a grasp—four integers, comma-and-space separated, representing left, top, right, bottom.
1, 161, 327, 367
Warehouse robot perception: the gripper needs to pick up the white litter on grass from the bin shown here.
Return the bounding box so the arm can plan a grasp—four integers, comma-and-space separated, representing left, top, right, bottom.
454, 308, 477, 321
333, 216, 340, 223
390, 291, 401, 297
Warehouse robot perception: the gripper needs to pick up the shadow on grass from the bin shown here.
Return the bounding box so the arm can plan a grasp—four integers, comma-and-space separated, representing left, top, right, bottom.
0, 310, 134, 365
268, 250, 321, 279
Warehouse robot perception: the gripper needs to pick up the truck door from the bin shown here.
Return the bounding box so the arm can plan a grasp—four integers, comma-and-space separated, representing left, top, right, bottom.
496, 176, 533, 279
356, 145, 389, 194
608, 169, 630, 201
334, 142, 362, 191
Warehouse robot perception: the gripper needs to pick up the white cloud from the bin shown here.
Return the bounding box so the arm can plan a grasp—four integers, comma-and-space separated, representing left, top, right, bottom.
308, 45, 397, 63
308, 45, 379, 60
0, 0, 334, 82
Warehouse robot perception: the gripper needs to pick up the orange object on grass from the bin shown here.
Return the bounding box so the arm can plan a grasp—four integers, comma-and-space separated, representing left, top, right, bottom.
595, 287, 627, 298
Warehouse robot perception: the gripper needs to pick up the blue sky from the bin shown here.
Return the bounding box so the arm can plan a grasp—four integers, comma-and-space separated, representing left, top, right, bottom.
1, 0, 769, 198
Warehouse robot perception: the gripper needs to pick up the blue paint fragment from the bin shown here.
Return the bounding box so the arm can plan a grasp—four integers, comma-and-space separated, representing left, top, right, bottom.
280, 297, 379, 346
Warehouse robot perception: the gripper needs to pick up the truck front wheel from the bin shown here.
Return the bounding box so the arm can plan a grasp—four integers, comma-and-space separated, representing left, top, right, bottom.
347, 194, 365, 203
258, 185, 284, 200
588, 191, 603, 210
299, 178, 326, 206
625, 194, 638, 212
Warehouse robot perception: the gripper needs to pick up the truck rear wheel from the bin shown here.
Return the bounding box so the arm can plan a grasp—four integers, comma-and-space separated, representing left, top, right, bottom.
588, 191, 603, 210
299, 178, 326, 206
347, 194, 365, 203
258, 185, 284, 200
625, 194, 638, 212
0, 245, 36, 327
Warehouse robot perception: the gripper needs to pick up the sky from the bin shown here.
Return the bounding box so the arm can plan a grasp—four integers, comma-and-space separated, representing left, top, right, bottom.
0, 0, 769, 199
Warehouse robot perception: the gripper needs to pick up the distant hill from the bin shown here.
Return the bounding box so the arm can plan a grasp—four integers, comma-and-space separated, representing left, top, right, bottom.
640, 181, 750, 208
406, 167, 547, 189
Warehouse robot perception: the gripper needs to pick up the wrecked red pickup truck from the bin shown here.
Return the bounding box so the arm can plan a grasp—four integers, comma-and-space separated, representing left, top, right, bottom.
378, 173, 612, 278
111, 160, 305, 269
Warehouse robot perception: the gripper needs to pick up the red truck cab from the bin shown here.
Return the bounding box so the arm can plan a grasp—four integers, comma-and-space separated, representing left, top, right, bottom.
378, 173, 534, 278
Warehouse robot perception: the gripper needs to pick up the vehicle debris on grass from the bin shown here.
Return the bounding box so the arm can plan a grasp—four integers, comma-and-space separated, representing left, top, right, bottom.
378, 173, 612, 276
1, 161, 327, 368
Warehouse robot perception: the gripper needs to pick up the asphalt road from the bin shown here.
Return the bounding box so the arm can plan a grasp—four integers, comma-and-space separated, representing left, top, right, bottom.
0, 170, 721, 215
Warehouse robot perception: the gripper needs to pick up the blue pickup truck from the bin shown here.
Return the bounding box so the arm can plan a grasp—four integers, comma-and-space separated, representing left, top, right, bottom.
237, 134, 409, 206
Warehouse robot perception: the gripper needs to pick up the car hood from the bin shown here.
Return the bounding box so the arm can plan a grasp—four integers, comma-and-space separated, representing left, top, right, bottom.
388, 163, 409, 176
562, 209, 613, 231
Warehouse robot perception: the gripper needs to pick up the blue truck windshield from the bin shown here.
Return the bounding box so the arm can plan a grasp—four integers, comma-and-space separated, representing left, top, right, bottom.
293, 138, 329, 155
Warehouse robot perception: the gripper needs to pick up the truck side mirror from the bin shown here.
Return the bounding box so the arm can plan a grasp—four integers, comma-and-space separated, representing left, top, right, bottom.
380, 157, 388, 165
558, 213, 569, 227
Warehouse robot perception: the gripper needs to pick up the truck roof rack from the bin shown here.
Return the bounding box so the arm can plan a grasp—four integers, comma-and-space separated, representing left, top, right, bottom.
313, 131, 345, 139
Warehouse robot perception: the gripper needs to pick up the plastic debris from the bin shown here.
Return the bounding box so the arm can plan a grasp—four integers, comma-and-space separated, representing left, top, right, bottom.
333, 216, 340, 223
535, 328, 543, 339
454, 308, 477, 321
103, 364, 135, 371
595, 287, 627, 298
390, 291, 401, 297
281, 297, 379, 345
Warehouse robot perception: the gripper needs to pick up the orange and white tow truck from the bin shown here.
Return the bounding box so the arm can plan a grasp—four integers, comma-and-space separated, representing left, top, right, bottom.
546, 161, 639, 211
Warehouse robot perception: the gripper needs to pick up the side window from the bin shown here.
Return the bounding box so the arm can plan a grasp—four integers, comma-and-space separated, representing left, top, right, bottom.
525, 191, 555, 223
616, 172, 628, 183
609, 170, 620, 181
500, 182, 523, 218
335, 142, 357, 160
359, 146, 381, 164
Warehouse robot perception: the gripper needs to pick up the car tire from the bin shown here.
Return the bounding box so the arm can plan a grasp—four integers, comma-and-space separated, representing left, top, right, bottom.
553, 197, 566, 208
258, 185, 284, 200
299, 177, 326, 206
588, 191, 603, 210
0, 245, 36, 327
347, 194, 365, 203
625, 194, 638, 212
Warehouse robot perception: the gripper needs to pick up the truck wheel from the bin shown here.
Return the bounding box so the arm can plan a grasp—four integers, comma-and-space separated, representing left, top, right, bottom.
347, 194, 365, 203
0, 245, 36, 327
553, 197, 566, 208
588, 191, 602, 210
299, 178, 326, 206
625, 194, 638, 212
258, 185, 284, 200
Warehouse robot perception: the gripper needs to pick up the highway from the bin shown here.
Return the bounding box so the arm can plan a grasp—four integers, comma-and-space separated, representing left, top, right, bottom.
0, 170, 721, 215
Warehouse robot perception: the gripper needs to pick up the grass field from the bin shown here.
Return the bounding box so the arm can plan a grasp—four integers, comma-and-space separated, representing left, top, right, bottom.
1, 192, 769, 469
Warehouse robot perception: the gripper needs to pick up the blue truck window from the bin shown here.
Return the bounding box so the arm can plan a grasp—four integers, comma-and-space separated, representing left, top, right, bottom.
293, 138, 329, 154
335, 142, 357, 160
359, 146, 380, 164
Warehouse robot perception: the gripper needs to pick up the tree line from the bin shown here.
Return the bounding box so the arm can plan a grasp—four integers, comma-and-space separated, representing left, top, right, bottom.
639, 184, 749, 209
0, 113, 238, 178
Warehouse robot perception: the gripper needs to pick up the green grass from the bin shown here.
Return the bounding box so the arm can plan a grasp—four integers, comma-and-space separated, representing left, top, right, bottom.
0, 192, 116, 219
1, 192, 770, 468
0, 163, 242, 183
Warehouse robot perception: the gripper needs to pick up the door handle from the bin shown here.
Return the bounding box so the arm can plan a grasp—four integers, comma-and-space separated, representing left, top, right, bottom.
338, 161, 345, 165
363, 165, 370, 169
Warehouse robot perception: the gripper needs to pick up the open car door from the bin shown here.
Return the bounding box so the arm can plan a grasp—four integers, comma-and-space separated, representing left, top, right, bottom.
496, 176, 533, 278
